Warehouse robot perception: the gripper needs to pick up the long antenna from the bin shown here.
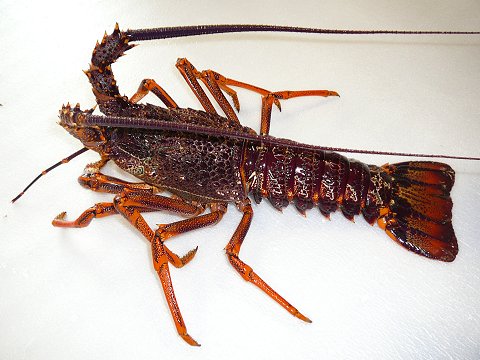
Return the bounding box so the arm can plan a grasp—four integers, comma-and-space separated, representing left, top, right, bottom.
126, 24, 480, 42
83, 114, 480, 161
11, 147, 88, 203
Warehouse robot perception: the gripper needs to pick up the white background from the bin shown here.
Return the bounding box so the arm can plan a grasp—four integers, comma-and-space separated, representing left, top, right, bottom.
1, 0, 479, 359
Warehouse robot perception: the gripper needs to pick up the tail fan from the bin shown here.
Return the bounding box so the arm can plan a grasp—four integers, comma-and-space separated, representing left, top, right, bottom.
376, 161, 457, 262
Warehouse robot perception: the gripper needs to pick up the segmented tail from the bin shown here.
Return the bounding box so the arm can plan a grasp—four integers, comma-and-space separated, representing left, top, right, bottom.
84, 24, 134, 107
375, 162, 457, 262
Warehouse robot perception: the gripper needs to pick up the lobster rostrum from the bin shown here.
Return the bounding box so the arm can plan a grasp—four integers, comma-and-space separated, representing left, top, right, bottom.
16, 24, 480, 346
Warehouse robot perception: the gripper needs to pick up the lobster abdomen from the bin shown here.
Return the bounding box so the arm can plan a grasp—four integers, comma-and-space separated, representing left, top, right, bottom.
245, 143, 457, 262
245, 143, 372, 219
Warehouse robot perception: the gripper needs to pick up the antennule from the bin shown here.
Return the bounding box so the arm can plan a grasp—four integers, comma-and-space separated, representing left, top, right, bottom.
11, 147, 88, 203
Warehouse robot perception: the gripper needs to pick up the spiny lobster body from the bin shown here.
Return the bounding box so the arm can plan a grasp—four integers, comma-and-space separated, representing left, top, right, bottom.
53, 24, 461, 345
102, 120, 457, 261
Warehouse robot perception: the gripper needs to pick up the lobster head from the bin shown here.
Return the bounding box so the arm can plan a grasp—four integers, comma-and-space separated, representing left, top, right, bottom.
58, 103, 109, 152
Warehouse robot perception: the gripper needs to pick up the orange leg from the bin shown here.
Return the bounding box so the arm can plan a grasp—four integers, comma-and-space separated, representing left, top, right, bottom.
56, 185, 227, 345
225, 199, 311, 322
176, 58, 219, 116
176, 59, 339, 135
151, 234, 198, 345
157, 203, 227, 241
194, 68, 241, 123
78, 172, 162, 195
206, 72, 339, 135
52, 191, 203, 228
53, 200, 203, 272
52, 190, 204, 268
113, 191, 227, 346
129, 79, 178, 108
76, 158, 158, 195
164, 244, 199, 269
259, 90, 338, 135
52, 170, 201, 228
53, 157, 230, 344
52, 203, 117, 228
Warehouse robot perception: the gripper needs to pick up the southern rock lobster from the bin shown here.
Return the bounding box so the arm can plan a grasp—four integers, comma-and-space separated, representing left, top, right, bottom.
12, 24, 480, 346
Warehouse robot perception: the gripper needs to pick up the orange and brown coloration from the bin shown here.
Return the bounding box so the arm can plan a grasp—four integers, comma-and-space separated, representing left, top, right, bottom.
48, 25, 462, 345
377, 162, 456, 261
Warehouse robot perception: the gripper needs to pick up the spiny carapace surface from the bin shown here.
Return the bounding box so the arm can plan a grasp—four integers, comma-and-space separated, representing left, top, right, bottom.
24, 23, 477, 345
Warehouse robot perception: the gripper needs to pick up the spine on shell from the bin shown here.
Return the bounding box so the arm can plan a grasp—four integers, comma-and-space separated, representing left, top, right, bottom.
84, 24, 133, 112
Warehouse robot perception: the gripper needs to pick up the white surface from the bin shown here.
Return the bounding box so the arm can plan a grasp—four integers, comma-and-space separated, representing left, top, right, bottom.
1, 1, 479, 359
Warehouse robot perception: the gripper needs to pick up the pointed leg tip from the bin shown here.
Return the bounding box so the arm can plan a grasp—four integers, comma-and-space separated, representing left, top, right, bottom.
56, 211, 67, 218
182, 246, 199, 265
181, 333, 201, 346
297, 313, 312, 323
273, 98, 282, 111
52, 211, 67, 224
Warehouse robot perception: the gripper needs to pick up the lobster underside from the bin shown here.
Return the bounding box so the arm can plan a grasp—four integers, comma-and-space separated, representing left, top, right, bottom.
53, 25, 458, 346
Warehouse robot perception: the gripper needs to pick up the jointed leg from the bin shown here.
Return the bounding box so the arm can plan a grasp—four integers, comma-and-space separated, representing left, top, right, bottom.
53, 203, 117, 228
129, 79, 178, 108
112, 191, 225, 244
258, 89, 338, 135
176, 59, 338, 135
52, 190, 203, 228
128, 60, 240, 126
175, 58, 219, 116
113, 194, 206, 346
113, 193, 227, 346
191, 67, 241, 123
157, 203, 227, 241
78, 172, 162, 195
76, 157, 156, 195
205, 73, 339, 135
52, 170, 198, 228
225, 199, 311, 322
151, 234, 197, 345
55, 179, 227, 345
164, 245, 198, 269
54, 155, 231, 345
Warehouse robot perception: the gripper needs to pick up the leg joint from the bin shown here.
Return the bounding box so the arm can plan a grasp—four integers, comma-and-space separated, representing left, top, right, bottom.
227, 253, 252, 281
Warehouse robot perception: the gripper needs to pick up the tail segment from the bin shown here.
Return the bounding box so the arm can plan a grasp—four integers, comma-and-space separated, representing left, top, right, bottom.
369, 162, 457, 262
84, 24, 134, 108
